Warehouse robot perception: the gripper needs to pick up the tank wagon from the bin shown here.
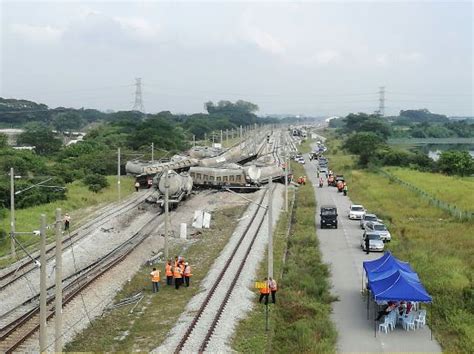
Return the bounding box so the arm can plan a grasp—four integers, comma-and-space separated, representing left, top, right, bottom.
146, 170, 193, 208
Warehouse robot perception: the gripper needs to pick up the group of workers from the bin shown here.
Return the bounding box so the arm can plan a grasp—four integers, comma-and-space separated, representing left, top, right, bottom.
150, 256, 193, 293
296, 176, 307, 185
258, 277, 278, 305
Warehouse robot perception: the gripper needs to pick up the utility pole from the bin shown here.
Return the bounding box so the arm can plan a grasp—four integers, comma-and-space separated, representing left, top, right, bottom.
54, 208, 63, 352
10, 167, 15, 258
117, 148, 121, 202
132, 77, 145, 112
220, 130, 223, 144
151, 142, 154, 163
204, 133, 207, 146
268, 178, 273, 279
164, 170, 170, 260
240, 125, 243, 141
193, 135, 196, 147
39, 214, 47, 352
378, 86, 385, 116
285, 154, 289, 212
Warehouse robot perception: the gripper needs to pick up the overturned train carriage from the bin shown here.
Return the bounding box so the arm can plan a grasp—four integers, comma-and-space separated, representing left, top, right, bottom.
189, 166, 250, 190
146, 170, 193, 207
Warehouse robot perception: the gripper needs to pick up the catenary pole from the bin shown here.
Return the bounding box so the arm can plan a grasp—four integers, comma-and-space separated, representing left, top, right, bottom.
151, 142, 154, 163
10, 167, 15, 258
117, 148, 121, 202
54, 208, 63, 352
268, 178, 273, 279
164, 169, 169, 260
39, 214, 47, 352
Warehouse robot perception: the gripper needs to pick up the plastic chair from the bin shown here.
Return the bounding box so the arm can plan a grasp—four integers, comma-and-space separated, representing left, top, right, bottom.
415, 310, 427, 328
379, 317, 390, 333
402, 313, 416, 331
388, 311, 397, 330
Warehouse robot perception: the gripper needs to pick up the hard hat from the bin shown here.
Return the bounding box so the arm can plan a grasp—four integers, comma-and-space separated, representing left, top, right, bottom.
185, 262, 189, 265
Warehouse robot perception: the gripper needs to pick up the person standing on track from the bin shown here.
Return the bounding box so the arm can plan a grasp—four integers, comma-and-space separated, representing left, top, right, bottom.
269, 277, 278, 304
365, 234, 370, 254
150, 267, 160, 293
165, 260, 173, 285
183, 262, 192, 287
135, 181, 140, 192
259, 277, 270, 305
63, 213, 71, 232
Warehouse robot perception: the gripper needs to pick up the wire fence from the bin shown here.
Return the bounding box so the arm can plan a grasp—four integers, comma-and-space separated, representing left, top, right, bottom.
377, 169, 473, 221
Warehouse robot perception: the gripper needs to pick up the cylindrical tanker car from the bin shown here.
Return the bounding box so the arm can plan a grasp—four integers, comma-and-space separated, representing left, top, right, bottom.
146, 170, 193, 208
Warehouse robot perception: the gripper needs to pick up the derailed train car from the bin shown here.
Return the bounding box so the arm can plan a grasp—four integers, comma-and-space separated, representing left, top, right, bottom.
146, 170, 193, 208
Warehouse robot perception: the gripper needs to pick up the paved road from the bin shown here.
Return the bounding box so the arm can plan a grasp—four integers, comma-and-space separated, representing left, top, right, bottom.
303, 153, 441, 353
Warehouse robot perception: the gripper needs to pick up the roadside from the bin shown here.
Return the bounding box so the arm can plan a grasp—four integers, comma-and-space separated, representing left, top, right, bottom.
232, 157, 337, 353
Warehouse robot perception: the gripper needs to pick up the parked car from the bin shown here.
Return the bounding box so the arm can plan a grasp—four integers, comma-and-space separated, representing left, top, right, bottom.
297, 157, 305, 164
361, 232, 385, 252
348, 204, 366, 220
360, 213, 382, 229
320, 205, 338, 229
365, 221, 392, 242
319, 167, 328, 175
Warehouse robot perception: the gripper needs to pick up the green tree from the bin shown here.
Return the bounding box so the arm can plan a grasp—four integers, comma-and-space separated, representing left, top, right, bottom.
17, 123, 62, 155
0, 134, 8, 148
343, 132, 386, 166
52, 112, 85, 132
83, 173, 109, 193
437, 151, 474, 176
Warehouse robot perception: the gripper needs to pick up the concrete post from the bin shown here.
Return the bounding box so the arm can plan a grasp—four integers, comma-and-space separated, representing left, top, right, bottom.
268, 178, 273, 279
10, 167, 15, 258
164, 170, 169, 260
39, 214, 47, 352
54, 208, 63, 352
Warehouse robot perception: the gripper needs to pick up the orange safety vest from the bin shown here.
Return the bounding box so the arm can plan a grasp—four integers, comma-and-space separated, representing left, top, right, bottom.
269, 280, 277, 291
260, 283, 270, 295
184, 265, 192, 277
165, 264, 173, 277
150, 270, 160, 282
173, 267, 182, 279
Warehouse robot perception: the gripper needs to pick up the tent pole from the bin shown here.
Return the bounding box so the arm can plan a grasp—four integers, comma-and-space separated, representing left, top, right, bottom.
374, 300, 377, 337
367, 290, 369, 320
430, 303, 433, 340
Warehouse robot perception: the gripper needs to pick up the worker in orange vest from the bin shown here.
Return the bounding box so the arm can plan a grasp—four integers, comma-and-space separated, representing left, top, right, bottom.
165, 260, 173, 285
259, 277, 270, 305
269, 277, 278, 304
173, 264, 183, 290
174, 256, 179, 268
150, 267, 160, 293
184, 262, 192, 287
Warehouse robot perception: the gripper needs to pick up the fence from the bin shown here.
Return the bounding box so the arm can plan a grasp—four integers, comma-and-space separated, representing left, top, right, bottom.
377, 169, 473, 221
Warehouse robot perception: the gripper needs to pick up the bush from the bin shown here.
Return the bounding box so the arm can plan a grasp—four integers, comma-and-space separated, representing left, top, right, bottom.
83, 174, 109, 193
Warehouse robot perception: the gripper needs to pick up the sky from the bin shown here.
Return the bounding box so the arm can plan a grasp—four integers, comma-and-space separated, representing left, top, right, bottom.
1, 0, 473, 117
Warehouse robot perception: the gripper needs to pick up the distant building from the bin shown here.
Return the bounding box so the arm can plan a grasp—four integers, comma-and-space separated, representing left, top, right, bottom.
0, 128, 24, 145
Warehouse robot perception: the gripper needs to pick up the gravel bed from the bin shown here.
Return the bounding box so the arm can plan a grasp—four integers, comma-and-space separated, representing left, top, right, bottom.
17, 190, 247, 352
155, 184, 284, 353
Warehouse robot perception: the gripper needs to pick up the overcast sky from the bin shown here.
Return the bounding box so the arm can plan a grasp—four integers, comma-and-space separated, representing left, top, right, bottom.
1, 0, 472, 117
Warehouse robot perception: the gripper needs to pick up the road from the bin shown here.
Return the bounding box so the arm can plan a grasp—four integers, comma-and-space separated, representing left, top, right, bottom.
303, 153, 442, 353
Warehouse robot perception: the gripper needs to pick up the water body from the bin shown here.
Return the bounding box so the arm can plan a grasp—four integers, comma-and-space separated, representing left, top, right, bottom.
423, 144, 474, 161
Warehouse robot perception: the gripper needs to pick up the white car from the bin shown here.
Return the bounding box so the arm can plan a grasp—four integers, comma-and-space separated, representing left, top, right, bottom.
360, 213, 382, 229
361, 232, 385, 252
348, 204, 366, 220
365, 221, 392, 242
297, 157, 305, 164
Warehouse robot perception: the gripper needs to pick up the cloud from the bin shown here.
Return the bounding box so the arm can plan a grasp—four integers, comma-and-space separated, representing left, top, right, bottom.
375, 53, 389, 66
399, 51, 422, 63
245, 27, 285, 55
10, 24, 63, 43
113, 16, 160, 40
314, 50, 341, 64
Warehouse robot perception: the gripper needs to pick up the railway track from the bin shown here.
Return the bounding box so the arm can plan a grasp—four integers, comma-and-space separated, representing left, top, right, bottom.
0, 190, 153, 291
0, 212, 163, 354
174, 185, 272, 353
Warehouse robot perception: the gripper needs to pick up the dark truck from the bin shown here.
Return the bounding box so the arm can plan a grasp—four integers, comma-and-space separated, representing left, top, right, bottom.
320, 205, 338, 229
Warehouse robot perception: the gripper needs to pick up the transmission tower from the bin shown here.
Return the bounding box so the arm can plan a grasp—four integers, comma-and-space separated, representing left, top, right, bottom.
377, 86, 385, 116
132, 78, 145, 112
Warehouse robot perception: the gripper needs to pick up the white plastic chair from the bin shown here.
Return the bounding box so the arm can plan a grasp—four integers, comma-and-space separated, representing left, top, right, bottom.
402, 313, 416, 331
379, 317, 390, 333
415, 310, 427, 328
387, 311, 396, 330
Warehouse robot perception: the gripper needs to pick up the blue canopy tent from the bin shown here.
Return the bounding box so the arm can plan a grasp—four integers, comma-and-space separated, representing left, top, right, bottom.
369, 270, 432, 302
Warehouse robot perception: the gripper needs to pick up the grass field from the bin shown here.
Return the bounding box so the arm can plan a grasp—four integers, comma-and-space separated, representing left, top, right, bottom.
232, 161, 337, 353
384, 167, 474, 212
324, 135, 473, 352
0, 176, 134, 264
65, 204, 245, 351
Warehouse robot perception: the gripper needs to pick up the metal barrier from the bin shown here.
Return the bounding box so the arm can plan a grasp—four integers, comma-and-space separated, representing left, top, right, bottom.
377, 169, 473, 221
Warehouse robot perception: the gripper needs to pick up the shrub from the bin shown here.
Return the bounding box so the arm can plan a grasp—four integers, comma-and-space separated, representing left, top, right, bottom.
83, 174, 109, 193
